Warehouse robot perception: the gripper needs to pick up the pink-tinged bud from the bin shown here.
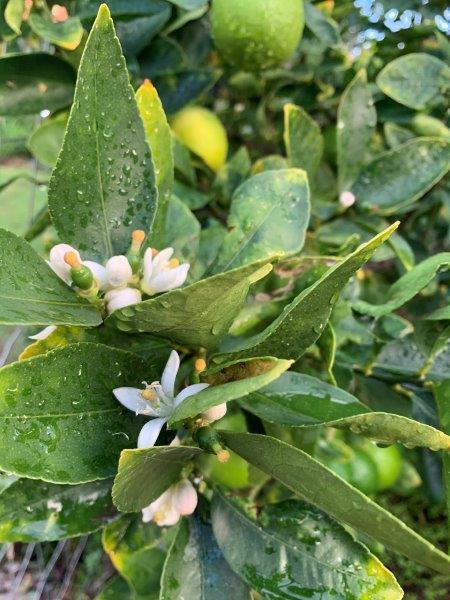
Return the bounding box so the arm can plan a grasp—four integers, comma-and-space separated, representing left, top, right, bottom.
339, 190, 356, 208
172, 479, 198, 516
202, 402, 227, 423
51, 4, 69, 22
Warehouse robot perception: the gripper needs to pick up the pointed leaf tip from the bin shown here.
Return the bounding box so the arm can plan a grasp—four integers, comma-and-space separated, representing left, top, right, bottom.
96, 3, 111, 22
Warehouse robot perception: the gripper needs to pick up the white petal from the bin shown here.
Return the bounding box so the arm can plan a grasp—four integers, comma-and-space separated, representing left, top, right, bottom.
161, 350, 180, 399
148, 270, 180, 294
339, 190, 356, 208
137, 417, 167, 448
83, 261, 107, 290
155, 506, 181, 526
105, 287, 141, 313
49, 243, 79, 283
113, 387, 154, 414
172, 479, 197, 516
174, 383, 209, 407
29, 325, 57, 341
202, 402, 227, 423
168, 264, 190, 290
105, 255, 132, 287
153, 247, 173, 270
141, 504, 155, 523
143, 248, 154, 281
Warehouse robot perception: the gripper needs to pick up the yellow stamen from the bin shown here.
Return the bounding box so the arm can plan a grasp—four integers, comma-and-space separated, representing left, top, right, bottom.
153, 511, 165, 524
195, 358, 206, 373
141, 388, 157, 403
168, 258, 180, 268
64, 251, 81, 269
131, 229, 145, 251
151, 248, 159, 257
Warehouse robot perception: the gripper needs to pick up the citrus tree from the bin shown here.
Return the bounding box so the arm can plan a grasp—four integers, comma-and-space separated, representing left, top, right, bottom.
0, 1, 450, 597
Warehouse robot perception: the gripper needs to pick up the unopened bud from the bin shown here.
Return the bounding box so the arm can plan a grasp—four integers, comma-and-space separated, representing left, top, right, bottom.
195, 426, 230, 462
131, 229, 145, 251
128, 231, 146, 274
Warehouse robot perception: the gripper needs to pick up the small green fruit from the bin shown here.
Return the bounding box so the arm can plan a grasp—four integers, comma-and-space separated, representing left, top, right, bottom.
211, 0, 305, 71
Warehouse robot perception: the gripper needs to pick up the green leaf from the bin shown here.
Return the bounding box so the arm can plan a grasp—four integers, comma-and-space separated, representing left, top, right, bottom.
95, 575, 133, 600
377, 53, 450, 110
168, 357, 293, 426
384, 122, 415, 148
155, 69, 220, 115
304, 1, 340, 47
211, 169, 310, 273
352, 138, 450, 215
0, 478, 115, 542
136, 79, 173, 246
106, 259, 274, 350
28, 11, 84, 50
189, 220, 227, 282
112, 446, 203, 512
354, 252, 450, 317
48, 4, 157, 262
0, 53, 75, 116
28, 114, 67, 167
0, 170, 48, 237
434, 380, 450, 530
0, 228, 102, 327
214, 223, 398, 363
337, 70, 376, 191
240, 372, 450, 450
103, 515, 167, 599
223, 432, 450, 575
0, 343, 148, 483
163, 196, 200, 264
284, 103, 323, 179
317, 321, 337, 384
212, 492, 402, 599
160, 517, 250, 600
4, 0, 22, 34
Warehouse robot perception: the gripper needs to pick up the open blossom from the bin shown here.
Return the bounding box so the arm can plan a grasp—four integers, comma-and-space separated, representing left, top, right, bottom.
48, 243, 141, 314
141, 247, 189, 295
142, 478, 198, 526
113, 350, 227, 448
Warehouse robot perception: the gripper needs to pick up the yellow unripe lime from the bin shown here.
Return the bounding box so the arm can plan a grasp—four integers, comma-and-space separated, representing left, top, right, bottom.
170, 106, 228, 172
210, 0, 304, 70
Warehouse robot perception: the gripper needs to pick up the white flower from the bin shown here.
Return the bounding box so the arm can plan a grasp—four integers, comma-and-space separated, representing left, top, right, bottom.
29, 325, 57, 341
202, 403, 227, 423
113, 350, 210, 448
141, 478, 198, 526
141, 247, 189, 295
48, 243, 140, 314
339, 190, 356, 208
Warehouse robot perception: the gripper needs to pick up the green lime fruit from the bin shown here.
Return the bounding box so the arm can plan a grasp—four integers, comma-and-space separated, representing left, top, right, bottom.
363, 443, 403, 491
211, 0, 305, 71
348, 449, 379, 495
199, 451, 249, 488
170, 106, 228, 172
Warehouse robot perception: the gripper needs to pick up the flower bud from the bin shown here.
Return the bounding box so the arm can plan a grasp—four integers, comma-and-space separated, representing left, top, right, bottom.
195, 426, 230, 463
105, 255, 133, 287
172, 479, 198, 516
202, 402, 227, 424
64, 251, 94, 290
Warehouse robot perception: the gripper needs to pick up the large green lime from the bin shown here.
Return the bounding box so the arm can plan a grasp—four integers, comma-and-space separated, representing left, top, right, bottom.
211, 0, 304, 70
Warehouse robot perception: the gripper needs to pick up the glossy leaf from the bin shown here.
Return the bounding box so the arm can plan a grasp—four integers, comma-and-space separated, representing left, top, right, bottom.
48, 4, 157, 262
212, 492, 402, 599
106, 259, 273, 350
163, 196, 200, 263
434, 380, 450, 529
241, 372, 450, 450
168, 357, 293, 425
0, 228, 102, 327
214, 223, 397, 363
304, 0, 340, 47
377, 53, 450, 110
160, 517, 250, 600
0, 478, 115, 542
155, 69, 220, 115
4, 0, 22, 34
354, 252, 450, 317
136, 78, 173, 246
0, 343, 147, 483
211, 169, 310, 273
337, 70, 376, 191
112, 446, 203, 512
284, 103, 323, 179
352, 138, 450, 215
28, 11, 84, 50
103, 515, 167, 599
95, 575, 133, 600
0, 53, 75, 116
223, 432, 450, 574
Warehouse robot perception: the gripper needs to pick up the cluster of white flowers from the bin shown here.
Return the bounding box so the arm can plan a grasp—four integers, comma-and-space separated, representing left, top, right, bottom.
114, 350, 227, 526
47, 231, 189, 316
